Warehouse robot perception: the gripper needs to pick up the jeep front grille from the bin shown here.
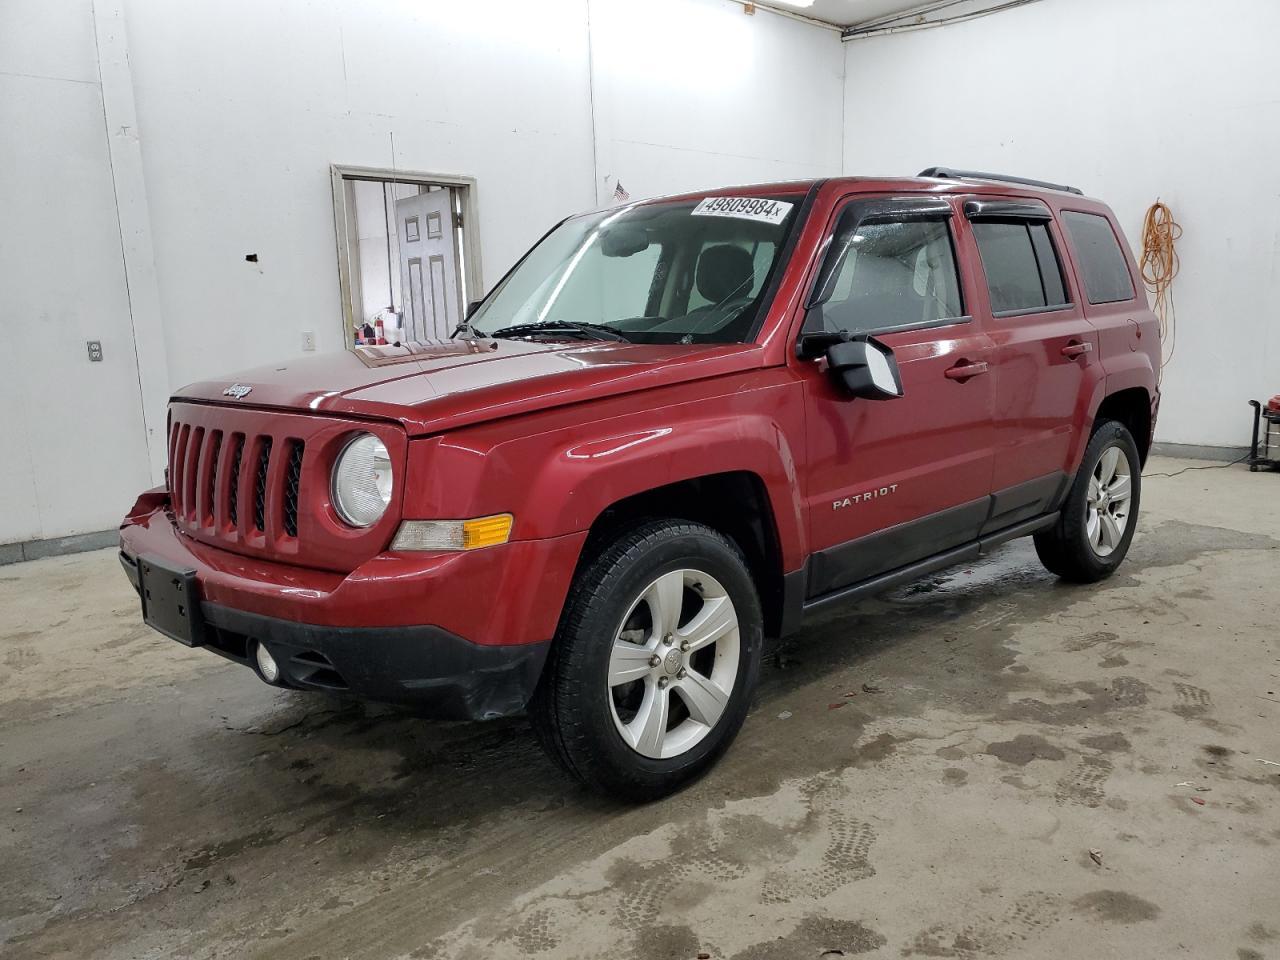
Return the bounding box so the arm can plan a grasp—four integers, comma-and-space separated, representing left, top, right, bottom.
163, 401, 404, 571
168, 421, 302, 544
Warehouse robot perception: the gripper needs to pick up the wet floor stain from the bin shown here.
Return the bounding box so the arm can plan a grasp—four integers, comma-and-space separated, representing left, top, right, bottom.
981, 734, 1066, 766
1071, 890, 1161, 924
731, 916, 886, 959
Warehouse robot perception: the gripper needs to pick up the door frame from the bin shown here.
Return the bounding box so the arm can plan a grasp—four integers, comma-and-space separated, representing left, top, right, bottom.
329, 164, 483, 348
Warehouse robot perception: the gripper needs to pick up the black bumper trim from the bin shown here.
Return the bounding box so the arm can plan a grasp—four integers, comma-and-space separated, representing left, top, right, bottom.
201, 603, 551, 721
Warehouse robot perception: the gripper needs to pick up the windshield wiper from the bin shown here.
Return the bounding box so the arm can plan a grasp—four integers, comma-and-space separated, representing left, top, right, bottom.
484, 320, 632, 343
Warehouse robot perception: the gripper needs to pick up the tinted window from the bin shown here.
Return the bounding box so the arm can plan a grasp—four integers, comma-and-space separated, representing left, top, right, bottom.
1029, 225, 1067, 306
805, 218, 963, 335
972, 221, 1071, 314
1062, 211, 1135, 304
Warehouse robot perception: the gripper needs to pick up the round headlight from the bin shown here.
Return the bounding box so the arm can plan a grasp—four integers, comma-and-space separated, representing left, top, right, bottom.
331, 433, 393, 527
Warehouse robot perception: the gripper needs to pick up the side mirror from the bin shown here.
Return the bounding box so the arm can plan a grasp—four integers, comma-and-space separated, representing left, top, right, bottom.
466, 299, 483, 319
824, 335, 903, 400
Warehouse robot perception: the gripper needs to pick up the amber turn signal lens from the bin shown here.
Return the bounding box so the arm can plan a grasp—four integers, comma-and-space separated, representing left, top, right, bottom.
460, 514, 514, 550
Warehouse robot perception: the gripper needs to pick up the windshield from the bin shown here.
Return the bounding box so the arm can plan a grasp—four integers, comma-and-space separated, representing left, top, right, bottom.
469, 194, 802, 344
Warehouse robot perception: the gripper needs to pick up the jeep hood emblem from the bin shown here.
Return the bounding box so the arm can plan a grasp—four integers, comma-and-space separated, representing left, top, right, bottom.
223, 383, 253, 399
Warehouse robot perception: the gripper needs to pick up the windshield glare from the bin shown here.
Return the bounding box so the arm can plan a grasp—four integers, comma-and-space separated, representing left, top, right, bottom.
470, 195, 801, 344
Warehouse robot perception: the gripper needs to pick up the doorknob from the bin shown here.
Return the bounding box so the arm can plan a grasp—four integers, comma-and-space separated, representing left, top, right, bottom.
944, 360, 989, 381
1061, 340, 1093, 359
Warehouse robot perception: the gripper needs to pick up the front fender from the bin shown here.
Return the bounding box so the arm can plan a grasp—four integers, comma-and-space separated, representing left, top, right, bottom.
401, 374, 808, 571
530, 411, 804, 565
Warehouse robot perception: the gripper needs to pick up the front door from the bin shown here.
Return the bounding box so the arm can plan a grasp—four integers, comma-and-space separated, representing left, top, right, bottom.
796, 196, 997, 598
396, 189, 460, 340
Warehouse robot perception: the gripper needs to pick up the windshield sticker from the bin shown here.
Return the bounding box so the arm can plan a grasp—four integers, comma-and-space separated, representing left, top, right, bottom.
692, 196, 793, 225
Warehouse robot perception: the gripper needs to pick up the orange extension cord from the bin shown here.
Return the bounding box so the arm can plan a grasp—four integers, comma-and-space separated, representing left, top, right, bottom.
1139, 201, 1181, 373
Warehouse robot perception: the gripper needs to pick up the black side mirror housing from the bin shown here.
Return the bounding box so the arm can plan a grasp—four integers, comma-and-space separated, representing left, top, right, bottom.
466, 299, 483, 319
823, 335, 904, 400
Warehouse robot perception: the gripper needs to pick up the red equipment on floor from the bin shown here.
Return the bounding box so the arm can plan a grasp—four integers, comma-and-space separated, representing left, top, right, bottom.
1248, 396, 1280, 471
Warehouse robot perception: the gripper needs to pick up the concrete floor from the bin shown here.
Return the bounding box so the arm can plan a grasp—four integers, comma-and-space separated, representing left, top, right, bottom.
2, 456, 1278, 960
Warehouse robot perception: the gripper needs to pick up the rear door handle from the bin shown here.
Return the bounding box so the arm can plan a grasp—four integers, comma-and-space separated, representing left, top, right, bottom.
1061, 341, 1093, 359
944, 360, 989, 381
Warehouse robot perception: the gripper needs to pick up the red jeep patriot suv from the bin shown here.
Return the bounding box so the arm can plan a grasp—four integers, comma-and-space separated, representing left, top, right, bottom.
120, 169, 1159, 800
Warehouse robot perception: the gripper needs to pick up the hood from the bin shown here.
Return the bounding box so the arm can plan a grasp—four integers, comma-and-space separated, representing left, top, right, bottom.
174, 338, 766, 435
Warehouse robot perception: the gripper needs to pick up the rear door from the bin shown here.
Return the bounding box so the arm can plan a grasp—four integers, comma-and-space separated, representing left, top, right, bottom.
1057, 207, 1154, 399
795, 195, 997, 598
960, 197, 1098, 532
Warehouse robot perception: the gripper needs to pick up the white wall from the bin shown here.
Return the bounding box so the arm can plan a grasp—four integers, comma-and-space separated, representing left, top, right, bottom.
0, 0, 843, 545
0, 0, 153, 544
589, 0, 845, 203
841, 0, 1280, 448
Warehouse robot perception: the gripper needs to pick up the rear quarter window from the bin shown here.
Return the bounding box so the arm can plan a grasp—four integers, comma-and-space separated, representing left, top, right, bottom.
1062, 211, 1136, 305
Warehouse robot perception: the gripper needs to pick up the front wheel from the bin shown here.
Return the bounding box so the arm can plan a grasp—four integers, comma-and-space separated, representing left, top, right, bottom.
1034, 419, 1142, 582
530, 520, 762, 801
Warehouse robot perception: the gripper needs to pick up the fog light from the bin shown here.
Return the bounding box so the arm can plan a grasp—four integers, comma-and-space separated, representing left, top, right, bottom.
255, 641, 280, 683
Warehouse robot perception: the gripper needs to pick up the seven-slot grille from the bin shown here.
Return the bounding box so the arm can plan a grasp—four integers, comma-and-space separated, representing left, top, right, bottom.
168, 421, 304, 543
163, 401, 403, 571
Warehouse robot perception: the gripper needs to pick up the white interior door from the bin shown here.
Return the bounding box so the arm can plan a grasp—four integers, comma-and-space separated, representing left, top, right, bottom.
395, 190, 460, 340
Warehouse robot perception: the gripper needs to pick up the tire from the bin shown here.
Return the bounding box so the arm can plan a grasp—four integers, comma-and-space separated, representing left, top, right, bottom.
1034, 419, 1141, 583
530, 520, 763, 801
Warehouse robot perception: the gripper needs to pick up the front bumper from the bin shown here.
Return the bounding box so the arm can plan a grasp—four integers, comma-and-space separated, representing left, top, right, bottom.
118, 491, 584, 720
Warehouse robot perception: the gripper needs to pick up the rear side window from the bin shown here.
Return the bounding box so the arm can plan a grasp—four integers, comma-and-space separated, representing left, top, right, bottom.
1062, 211, 1135, 304
971, 221, 1071, 315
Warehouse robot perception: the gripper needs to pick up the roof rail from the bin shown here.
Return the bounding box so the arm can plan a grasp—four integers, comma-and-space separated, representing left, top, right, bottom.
917, 167, 1084, 196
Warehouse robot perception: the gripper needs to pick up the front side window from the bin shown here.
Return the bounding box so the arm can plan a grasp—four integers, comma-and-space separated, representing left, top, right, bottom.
1062, 211, 1136, 304
469, 195, 802, 345
972, 220, 1071, 315
804, 218, 963, 335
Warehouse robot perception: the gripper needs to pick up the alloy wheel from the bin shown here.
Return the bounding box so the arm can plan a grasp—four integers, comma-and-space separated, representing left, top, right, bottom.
1086, 444, 1133, 557
606, 569, 741, 760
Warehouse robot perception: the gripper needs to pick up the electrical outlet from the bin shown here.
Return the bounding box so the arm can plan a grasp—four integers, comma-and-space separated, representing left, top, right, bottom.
301, 331, 316, 352
87, 340, 103, 362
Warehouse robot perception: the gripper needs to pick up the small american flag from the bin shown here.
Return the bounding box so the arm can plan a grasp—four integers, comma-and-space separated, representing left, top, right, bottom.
612, 180, 630, 204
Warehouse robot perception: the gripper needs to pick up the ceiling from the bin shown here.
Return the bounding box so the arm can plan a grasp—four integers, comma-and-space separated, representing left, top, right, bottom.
761, 0, 939, 28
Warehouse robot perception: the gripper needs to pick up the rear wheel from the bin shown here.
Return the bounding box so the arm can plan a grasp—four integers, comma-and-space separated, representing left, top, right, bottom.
531, 520, 762, 801
1034, 419, 1141, 582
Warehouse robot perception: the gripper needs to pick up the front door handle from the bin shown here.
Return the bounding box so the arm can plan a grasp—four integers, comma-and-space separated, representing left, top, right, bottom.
944, 360, 989, 382
1061, 340, 1093, 359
